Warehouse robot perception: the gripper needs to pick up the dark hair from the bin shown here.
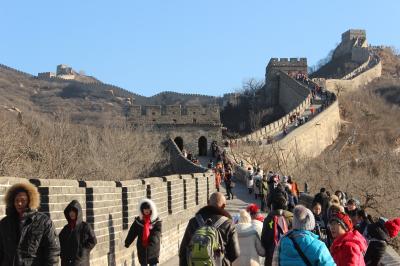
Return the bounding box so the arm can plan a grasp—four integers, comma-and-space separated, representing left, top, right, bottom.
272, 196, 287, 210
140, 202, 151, 214
347, 198, 358, 205
312, 201, 322, 208
320, 187, 326, 193
356, 209, 372, 222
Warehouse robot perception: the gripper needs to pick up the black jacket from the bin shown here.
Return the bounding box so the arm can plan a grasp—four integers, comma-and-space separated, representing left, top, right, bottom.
179, 205, 240, 266
364, 222, 389, 266
0, 209, 60, 266
261, 209, 293, 257
125, 199, 162, 265
59, 200, 97, 266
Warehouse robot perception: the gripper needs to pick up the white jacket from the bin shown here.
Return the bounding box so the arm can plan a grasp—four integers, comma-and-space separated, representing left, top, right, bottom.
247, 170, 254, 188
233, 223, 265, 266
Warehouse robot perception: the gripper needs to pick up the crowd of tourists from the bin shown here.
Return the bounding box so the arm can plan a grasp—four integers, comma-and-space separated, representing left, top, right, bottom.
1, 172, 399, 266
226, 167, 400, 266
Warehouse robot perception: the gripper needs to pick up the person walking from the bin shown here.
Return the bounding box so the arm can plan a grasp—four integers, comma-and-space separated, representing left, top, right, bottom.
272, 205, 335, 266
0, 182, 60, 266
247, 167, 254, 194
179, 192, 240, 266
260, 175, 269, 212
225, 169, 234, 200
125, 199, 162, 266
233, 210, 265, 266
59, 200, 97, 266
261, 195, 293, 266
329, 212, 367, 266
246, 204, 264, 236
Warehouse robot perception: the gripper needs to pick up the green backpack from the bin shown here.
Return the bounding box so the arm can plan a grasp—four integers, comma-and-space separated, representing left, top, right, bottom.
187, 214, 228, 266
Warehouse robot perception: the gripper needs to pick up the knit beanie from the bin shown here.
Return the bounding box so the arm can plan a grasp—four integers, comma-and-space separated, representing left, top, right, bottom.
384, 218, 400, 238
330, 212, 353, 232
292, 205, 315, 231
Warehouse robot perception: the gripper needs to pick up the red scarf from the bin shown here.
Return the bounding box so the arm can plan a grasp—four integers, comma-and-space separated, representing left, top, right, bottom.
141, 214, 151, 248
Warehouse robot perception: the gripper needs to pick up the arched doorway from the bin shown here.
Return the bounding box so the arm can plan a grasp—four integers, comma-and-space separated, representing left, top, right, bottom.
174, 137, 184, 151
198, 136, 208, 156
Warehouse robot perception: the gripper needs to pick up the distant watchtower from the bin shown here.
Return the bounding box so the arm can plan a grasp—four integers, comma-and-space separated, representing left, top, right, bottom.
264, 58, 307, 106
333, 29, 369, 63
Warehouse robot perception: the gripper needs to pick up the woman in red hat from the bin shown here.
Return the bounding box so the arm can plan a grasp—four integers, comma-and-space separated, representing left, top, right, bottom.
329, 212, 368, 266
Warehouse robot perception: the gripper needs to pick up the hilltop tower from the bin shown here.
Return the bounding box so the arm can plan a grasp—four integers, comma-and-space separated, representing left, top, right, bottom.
332, 29, 369, 63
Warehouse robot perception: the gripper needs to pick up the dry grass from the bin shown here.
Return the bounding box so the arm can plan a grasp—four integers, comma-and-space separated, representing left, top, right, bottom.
0, 111, 170, 181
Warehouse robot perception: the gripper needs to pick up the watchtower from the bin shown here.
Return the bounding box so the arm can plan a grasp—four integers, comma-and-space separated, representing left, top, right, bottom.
264, 58, 308, 106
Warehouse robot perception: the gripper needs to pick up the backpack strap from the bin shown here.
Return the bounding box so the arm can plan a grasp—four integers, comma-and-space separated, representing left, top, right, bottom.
213, 216, 228, 229
288, 234, 312, 266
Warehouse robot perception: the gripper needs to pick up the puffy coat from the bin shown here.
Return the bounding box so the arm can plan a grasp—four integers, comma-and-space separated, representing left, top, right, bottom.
272, 230, 335, 266
330, 230, 367, 266
252, 219, 264, 237
125, 199, 162, 265
233, 223, 265, 266
179, 205, 240, 266
0, 182, 60, 266
59, 200, 97, 266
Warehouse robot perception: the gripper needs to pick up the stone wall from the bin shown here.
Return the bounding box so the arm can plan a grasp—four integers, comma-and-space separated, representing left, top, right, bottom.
264, 58, 308, 107
278, 72, 311, 113
230, 100, 340, 170
233, 72, 311, 143
156, 124, 222, 156
275, 100, 340, 164
0, 174, 216, 265
314, 59, 382, 94
166, 138, 209, 174
128, 105, 221, 125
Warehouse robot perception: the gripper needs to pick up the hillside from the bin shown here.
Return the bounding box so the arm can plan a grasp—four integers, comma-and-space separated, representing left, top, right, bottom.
0, 64, 218, 127
294, 48, 400, 220
310, 53, 361, 79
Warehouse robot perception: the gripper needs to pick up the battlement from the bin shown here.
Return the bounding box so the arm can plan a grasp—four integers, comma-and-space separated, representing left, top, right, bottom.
128, 104, 221, 125
269, 58, 307, 64
267, 58, 307, 71
342, 29, 366, 42
266, 57, 308, 82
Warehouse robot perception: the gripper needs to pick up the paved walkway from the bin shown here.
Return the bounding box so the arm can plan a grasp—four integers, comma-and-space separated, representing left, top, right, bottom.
161, 181, 266, 266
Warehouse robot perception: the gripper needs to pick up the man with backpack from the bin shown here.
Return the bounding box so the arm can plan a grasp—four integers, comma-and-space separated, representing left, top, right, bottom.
261, 195, 293, 266
179, 192, 240, 266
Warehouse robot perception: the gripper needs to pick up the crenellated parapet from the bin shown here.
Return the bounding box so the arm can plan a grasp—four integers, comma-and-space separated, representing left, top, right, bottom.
0, 172, 215, 266
127, 104, 221, 125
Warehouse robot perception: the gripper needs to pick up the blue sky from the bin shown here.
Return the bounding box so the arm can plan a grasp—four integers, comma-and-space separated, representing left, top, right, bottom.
1, 1, 399, 96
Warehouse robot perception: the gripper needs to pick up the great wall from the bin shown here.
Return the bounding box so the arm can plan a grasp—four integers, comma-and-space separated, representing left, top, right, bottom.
1, 29, 399, 265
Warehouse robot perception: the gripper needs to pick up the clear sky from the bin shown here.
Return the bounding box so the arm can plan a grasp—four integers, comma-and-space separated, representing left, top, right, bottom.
1, 1, 399, 96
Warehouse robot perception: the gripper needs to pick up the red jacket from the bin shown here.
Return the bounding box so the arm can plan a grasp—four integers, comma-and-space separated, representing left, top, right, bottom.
330, 230, 368, 266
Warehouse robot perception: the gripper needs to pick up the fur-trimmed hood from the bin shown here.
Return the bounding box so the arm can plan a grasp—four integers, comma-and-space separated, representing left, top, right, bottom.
138, 198, 158, 222
4, 182, 40, 215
